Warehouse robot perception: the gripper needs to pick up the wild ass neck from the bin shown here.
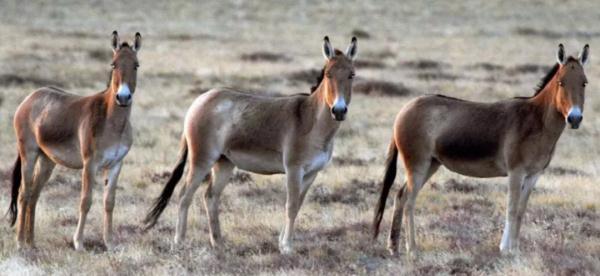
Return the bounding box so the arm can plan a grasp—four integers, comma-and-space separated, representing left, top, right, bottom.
103, 85, 131, 132
529, 75, 566, 137
306, 81, 342, 139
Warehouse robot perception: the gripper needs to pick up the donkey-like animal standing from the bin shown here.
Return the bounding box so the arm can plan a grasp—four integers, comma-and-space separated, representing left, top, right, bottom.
8, 31, 142, 250
144, 36, 357, 253
374, 44, 589, 255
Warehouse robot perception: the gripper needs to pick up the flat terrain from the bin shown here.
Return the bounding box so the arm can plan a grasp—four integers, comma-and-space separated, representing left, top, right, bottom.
0, 0, 599, 275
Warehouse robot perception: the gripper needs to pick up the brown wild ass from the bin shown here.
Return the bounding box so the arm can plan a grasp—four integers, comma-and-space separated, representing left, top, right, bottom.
8, 31, 142, 250
144, 36, 358, 253
373, 44, 589, 255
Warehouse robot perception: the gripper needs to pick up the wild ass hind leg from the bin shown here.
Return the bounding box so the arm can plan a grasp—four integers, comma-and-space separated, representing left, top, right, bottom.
388, 160, 439, 256
25, 154, 55, 246
73, 160, 98, 251
279, 167, 305, 254
174, 157, 215, 247
16, 148, 39, 249
387, 181, 407, 256
499, 170, 526, 254
102, 162, 122, 250
203, 158, 234, 248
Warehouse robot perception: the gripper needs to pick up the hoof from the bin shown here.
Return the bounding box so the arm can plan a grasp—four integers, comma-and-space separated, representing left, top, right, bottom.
406, 249, 420, 260
73, 240, 84, 251
210, 238, 223, 249
104, 241, 117, 252
279, 243, 294, 255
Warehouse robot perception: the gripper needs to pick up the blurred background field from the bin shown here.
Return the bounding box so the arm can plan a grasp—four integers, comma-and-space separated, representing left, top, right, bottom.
0, 0, 599, 275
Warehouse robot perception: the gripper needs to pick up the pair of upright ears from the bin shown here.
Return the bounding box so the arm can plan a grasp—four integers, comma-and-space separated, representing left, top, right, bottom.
322, 36, 358, 61
557, 43, 589, 65
111, 30, 142, 53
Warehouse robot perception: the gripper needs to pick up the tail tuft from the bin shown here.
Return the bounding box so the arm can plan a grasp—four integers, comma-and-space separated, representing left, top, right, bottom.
143, 138, 188, 230
373, 140, 398, 239
8, 156, 21, 226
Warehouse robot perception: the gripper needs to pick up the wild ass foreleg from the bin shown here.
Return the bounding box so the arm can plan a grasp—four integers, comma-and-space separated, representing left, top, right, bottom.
16, 151, 39, 249
203, 159, 234, 247
103, 162, 122, 250
73, 162, 97, 251
500, 171, 525, 253
297, 171, 319, 205
279, 167, 304, 254
514, 174, 540, 247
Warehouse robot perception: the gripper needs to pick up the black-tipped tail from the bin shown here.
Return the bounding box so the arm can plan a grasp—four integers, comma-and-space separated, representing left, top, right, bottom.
143, 138, 188, 230
8, 156, 21, 226
373, 140, 398, 239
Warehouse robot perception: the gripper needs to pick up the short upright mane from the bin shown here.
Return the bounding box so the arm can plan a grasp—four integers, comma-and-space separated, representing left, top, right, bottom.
534, 63, 560, 96
533, 57, 578, 96
310, 49, 345, 94
310, 67, 325, 93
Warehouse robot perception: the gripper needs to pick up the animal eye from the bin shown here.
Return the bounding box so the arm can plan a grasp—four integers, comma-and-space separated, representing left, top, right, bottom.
326, 72, 332, 78
558, 81, 564, 87
111, 63, 116, 69
583, 82, 587, 87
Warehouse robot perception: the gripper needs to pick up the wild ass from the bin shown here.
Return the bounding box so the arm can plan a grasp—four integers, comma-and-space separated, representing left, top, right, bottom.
373, 44, 590, 255
8, 31, 142, 250
144, 36, 358, 253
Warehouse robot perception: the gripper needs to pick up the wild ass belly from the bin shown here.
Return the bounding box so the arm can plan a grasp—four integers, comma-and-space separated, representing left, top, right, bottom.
225, 148, 285, 175
225, 148, 332, 175
41, 141, 85, 169
437, 156, 507, 178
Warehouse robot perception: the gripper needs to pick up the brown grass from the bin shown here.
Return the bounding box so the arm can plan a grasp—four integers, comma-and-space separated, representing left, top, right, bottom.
0, 0, 599, 275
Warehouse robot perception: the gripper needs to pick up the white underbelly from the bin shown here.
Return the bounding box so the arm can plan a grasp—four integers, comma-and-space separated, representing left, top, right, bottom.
303, 151, 332, 173
99, 144, 130, 169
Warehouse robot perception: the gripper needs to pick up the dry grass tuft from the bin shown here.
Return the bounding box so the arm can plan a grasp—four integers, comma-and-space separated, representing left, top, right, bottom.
353, 79, 413, 96
240, 52, 291, 62
0, 1, 599, 275
0, 74, 64, 88
350, 29, 372, 39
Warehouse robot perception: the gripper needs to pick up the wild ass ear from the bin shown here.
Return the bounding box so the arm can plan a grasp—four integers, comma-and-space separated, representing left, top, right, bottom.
133, 32, 142, 52
579, 44, 589, 65
322, 36, 335, 60
112, 30, 120, 53
345, 37, 358, 60
557, 43, 566, 65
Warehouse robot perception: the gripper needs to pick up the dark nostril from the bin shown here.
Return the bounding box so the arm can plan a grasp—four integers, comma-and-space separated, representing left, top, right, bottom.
568, 115, 582, 124
331, 107, 348, 114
